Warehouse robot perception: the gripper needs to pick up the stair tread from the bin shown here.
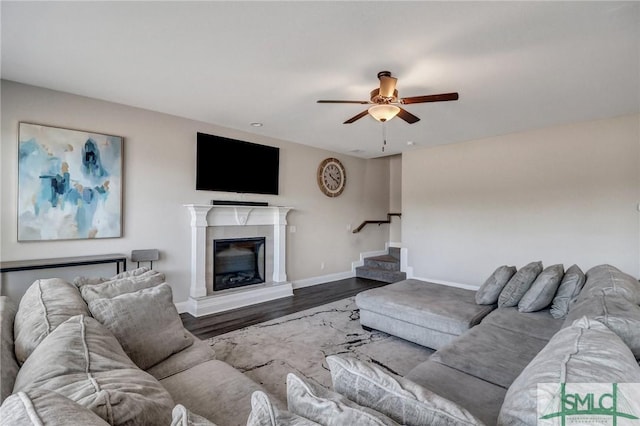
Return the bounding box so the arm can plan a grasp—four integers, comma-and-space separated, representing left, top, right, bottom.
366, 255, 399, 263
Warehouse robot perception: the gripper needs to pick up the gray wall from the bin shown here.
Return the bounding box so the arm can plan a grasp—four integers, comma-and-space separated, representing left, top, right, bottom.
402, 114, 640, 285
1, 80, 391, 303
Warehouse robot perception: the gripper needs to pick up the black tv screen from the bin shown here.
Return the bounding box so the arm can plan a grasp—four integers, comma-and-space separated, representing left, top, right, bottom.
196, 132, 280, 195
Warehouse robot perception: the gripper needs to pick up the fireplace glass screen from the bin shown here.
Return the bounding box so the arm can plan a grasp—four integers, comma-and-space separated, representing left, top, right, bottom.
213, 237, 266, 291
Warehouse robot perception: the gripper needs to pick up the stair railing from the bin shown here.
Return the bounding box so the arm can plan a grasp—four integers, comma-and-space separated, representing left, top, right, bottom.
352, 213, 401, 234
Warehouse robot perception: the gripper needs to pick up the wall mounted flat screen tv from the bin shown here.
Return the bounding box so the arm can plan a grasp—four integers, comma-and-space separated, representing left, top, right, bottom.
196, 132, 280, 195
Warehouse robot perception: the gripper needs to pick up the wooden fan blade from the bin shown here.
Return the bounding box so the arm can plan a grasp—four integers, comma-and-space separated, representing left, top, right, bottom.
343, 110, 370, 124
379, 75, 398, 98
397, 107, 420, 124
317, 100, 370, 104
400, 92, 459, 105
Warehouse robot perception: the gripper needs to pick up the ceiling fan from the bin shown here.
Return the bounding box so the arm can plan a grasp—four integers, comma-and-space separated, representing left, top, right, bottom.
317, 71, 459, 124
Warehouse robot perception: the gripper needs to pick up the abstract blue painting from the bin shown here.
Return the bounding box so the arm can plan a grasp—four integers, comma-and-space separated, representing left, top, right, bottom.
18, 123, 123, 241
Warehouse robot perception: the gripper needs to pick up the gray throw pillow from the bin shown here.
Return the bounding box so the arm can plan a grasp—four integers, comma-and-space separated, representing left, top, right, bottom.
564, 292, 640, 358
549, 264, 585, 319
518, 264, 564, 313
171, 404, 218, 426
13, 315, 174, 425
287, 373, 400, 426
475, 265, 517, 305
247, 391, 320, 426
0, 388, 110, 426
73, 266, 151, 288
326, 355, 483, 426
498, 317, 640, 425
13, 278, 90, 364
88, 283, 193, 370
498, 261, 543, 308
80, 269, 165, 303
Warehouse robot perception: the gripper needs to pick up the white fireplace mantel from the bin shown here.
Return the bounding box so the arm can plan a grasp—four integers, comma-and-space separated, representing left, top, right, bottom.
184, 204, 293, 316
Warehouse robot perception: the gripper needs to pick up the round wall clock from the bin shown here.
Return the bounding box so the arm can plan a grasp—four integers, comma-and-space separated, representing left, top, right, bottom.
317, 157, 346, 197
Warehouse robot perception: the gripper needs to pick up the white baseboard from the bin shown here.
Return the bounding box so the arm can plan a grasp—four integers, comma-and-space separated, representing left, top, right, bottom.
410, 276, 479, 291
292, 270, 354, 289
183, 282, 294, 317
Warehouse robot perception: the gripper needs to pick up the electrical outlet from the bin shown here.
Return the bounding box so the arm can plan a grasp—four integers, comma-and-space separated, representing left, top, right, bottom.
320, 262, 325, 270
346, 224, 352, 231
290, 225, 296, 233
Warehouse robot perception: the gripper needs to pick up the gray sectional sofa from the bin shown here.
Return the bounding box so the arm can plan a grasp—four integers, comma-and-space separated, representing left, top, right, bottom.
2, 263, 639, 425
0, 268, 282, 426
356, 263, 640, 424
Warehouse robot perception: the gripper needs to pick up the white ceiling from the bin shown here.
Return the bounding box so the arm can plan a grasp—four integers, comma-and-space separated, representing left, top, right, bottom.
2, 1, 639, 158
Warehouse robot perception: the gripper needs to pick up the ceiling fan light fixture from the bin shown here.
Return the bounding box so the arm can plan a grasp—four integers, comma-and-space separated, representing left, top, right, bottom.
368, 104, 400, 122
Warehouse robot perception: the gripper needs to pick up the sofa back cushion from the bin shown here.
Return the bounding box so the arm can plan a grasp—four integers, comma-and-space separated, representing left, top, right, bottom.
518, 264, 564, 313
475, 265, 516, 305
498, 261, 543, 308
13, 314, 174, 426
563, 292, 640, 358
498, 317, 640, 425
88, 283, 193, 370
549, 264, 585, 319
14, 278, 90, 364
579, 264, 640, 304
0, 296, 19, 403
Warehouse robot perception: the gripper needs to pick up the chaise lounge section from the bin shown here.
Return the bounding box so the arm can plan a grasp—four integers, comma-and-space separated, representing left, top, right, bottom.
356, 279, 495, 349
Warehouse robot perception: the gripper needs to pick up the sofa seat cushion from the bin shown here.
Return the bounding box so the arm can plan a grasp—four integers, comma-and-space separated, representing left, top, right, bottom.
579, 264, 640, 304
480, 307, 563, 341
161, 359, 277, 426
356, 280, 495, 336
0, 388, 110, 426
405, 360, 506, 426
0, 296, 19, 403
498, 317, 640, 425
431, 323, 549, 388
13, 315, 174, 426
147, 333, 215, 380
327, 355, 483, 426
88, 283, 193, 370
564, 292, 640, 358
14, 278, 90, 364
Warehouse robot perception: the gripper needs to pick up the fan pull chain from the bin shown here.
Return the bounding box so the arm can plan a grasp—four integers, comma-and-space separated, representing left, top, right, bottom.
382, 122, 387, 153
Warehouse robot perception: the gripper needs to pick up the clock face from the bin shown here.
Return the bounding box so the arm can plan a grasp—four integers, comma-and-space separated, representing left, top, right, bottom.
317, 158, 346, 197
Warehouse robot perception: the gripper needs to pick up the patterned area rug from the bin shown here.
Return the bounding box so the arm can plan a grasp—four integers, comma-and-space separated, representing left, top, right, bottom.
208, 296, 434, 403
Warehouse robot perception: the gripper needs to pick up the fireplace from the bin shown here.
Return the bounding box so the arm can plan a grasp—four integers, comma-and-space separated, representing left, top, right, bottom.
214, 237, 265, 291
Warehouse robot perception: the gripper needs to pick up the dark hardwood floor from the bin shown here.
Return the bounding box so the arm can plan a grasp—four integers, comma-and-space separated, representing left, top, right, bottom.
180, 277, 387, 340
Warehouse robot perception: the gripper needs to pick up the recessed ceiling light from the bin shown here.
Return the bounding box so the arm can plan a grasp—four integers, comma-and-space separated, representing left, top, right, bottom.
250, 122, 263, 127
407, 141, 415, 146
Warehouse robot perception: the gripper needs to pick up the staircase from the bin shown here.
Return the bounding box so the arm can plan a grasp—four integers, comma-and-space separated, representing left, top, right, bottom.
355, 247, 406, 283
